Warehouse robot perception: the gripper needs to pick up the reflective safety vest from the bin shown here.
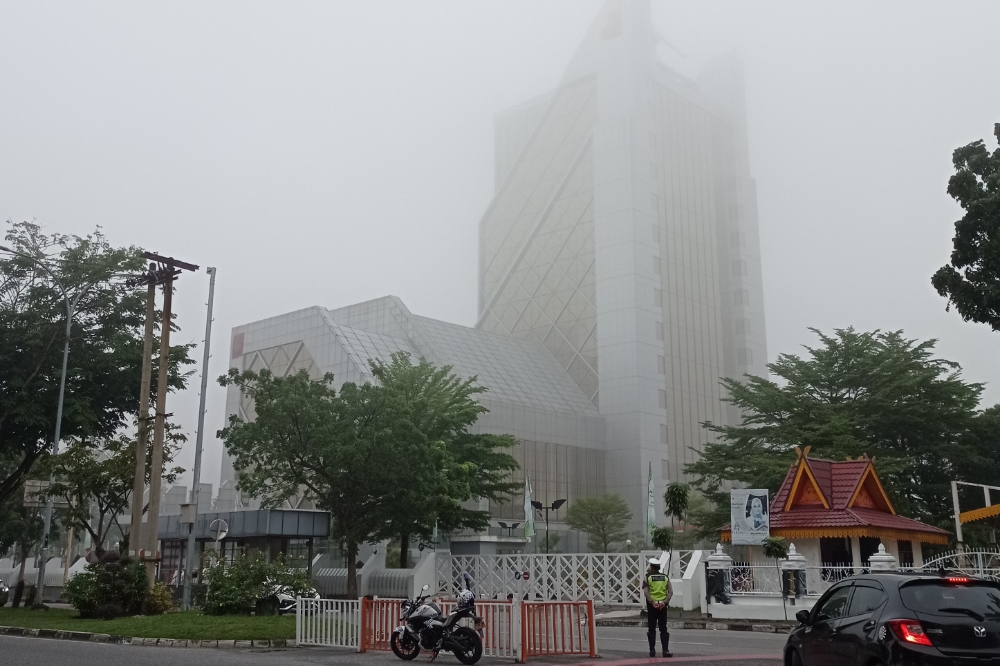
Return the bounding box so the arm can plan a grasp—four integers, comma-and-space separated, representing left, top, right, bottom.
647, 573, 668, 602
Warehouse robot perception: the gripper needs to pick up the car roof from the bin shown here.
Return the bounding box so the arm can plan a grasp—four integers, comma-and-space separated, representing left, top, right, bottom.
848, 571, 1000, 587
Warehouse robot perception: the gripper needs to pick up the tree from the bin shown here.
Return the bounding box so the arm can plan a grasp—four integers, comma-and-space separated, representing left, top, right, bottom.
565, 494, 632, 552
761, 537, 789, 621
663, 483, 689, 531
650, 527, 673, 552
369, 353, 518, 567
685, 328, 984, 535
663, 483, 689, 575
0, 491, 44, 607
42, 428, 185, 554
932, 123, 1000, 330
0, 221, 193, 506
218, 369, 391, 598
218, 358, 520, 595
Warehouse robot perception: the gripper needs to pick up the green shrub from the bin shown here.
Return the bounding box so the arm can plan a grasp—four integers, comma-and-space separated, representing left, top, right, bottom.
203, 554, 313, 616
65, 551, 147, 619
145, 582, 175, 615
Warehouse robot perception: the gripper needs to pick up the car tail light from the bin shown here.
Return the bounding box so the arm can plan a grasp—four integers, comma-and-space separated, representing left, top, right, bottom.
946, 576, 970, 584
887, 619, 934, 646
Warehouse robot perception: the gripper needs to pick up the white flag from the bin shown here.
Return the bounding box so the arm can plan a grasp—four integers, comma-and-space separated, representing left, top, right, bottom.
646, 462, 657, 535
523, 476, 535, 539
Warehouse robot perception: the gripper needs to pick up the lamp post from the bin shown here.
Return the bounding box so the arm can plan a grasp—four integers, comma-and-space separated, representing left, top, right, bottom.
181, 266, 216, 610
530, 499, 566, 554
0, 244, 105, 604
497, 521, 521, 538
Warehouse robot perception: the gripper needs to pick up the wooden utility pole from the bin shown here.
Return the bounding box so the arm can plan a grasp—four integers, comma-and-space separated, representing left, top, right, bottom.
129, 265, 157, 555
134, 253, 198, 588
145, 271, 173, 585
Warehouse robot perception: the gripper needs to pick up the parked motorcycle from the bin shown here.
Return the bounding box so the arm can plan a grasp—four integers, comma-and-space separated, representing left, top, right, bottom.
390, 577, 483, 665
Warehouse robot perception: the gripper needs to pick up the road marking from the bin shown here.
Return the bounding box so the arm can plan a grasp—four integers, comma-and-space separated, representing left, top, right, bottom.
566, 655, 782, 664
601, 638, 712, 645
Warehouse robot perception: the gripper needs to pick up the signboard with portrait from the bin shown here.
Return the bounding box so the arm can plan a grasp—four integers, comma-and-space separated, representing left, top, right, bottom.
730, 489, 770, 545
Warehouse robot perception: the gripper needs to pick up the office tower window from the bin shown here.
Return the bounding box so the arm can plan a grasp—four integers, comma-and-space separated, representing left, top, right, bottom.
658, 389, 667, 409
655, 321, 664, 340
657, 355, 665, 374
737, 348, 753, 365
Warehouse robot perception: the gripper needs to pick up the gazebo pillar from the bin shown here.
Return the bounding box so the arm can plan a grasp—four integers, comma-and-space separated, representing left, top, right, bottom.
851, 537, 863, 571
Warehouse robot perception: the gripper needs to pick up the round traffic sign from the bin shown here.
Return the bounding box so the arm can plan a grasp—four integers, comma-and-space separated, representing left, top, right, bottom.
522, 571, 530, 581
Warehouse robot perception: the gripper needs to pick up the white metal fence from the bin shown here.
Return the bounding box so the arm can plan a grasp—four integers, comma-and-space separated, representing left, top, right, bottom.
726, 562, 861, 597
440, 552, 694, 605
919, 549, 1000, 581
296, 598, 361, 649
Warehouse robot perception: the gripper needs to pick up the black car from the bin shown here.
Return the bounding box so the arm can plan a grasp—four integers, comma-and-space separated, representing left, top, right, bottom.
786, 572, 1000, 666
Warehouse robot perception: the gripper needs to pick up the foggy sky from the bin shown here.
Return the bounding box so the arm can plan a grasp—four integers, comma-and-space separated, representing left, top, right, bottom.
3, 1, 999, 491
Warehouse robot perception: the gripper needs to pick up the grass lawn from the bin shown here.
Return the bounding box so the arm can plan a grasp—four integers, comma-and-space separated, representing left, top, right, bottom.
0, 608, 296, 640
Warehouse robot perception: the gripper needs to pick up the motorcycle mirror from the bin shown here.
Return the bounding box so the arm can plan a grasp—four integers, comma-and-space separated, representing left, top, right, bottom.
422, 584, 429, 591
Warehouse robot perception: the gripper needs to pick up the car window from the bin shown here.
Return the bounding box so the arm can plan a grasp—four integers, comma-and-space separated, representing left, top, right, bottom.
815, 585, 852, 622
900, 581, 1000, 619
847, 584, 886, 617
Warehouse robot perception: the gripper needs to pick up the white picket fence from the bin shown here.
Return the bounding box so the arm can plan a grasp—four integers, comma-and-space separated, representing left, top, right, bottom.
296, 598, 362, 648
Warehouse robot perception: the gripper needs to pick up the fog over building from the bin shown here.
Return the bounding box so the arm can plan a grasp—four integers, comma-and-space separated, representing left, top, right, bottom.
221, 0, 766, 549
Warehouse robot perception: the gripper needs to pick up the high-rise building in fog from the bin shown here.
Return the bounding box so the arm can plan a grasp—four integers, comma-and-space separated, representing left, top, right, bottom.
221, 0, 766, 545
476, 0, 766, 517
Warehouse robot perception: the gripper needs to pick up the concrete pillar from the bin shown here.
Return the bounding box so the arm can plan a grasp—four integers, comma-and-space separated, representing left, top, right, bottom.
868, 543, 897, 571
780, 543, 807, 601
850, 537, 862, 571
705, 544, 732, 609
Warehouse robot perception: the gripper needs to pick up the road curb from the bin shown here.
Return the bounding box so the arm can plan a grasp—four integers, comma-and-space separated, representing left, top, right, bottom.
595, 619, 794, 634
0, 625, 292, 648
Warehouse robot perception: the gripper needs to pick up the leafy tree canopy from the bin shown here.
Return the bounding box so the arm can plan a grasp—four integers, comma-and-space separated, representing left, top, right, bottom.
565, 493, 632, 552
932, 123, 1000, 330
686, 328, 986, 536
218, 353, 519, 595
0, 221, 193, 506
41, 426, 185, 554
369, 354, 518, 566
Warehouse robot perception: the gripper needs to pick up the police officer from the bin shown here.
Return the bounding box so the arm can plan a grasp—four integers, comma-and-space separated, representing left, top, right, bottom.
642, 561, 672, 657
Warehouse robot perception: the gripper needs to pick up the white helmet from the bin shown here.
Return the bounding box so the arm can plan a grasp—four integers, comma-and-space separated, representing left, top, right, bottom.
457, 589, 475, 608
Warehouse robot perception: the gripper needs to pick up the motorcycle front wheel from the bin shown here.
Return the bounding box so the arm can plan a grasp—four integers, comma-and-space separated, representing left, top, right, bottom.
450, 626, 483, 665
390, 630, 421, 661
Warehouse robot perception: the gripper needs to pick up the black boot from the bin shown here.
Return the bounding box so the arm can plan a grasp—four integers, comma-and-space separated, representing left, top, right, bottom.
661, 634, 672, 658
648, 632, 656, 658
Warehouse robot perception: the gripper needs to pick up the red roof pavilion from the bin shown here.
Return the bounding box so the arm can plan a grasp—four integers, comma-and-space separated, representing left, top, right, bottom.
721, 447, 949, 545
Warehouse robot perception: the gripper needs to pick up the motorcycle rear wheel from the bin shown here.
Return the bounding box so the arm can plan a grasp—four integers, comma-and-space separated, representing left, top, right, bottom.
451, 627, 483, 665
391, 630, 421, 660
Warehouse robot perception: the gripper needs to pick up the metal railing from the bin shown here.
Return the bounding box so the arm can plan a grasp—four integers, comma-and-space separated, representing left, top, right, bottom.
726, 562, 864, 597
442, 551, 695, 605
296, 598, 361, 649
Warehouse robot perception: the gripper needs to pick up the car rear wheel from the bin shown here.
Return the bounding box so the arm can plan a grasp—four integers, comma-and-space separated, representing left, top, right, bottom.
788, 648, 804, 666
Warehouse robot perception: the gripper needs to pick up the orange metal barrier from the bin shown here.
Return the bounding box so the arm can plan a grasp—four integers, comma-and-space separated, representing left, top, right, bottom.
520, 599, 597, 661
359, 598, 403, 652
360, 596, 597, 661
439, 599, 516, 658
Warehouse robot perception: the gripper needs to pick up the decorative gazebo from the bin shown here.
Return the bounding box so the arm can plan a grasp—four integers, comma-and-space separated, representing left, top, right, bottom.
721, 448, 949, 569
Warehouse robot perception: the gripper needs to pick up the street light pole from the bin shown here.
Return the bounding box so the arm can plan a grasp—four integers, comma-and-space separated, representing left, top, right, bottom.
182, 266, 216, 611
1, 243, 101, 604
34, 291, 80, 601
531, 499, 566, 554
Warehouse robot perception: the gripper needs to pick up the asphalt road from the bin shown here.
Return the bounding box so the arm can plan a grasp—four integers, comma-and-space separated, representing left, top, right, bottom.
0, 628, 785, 666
